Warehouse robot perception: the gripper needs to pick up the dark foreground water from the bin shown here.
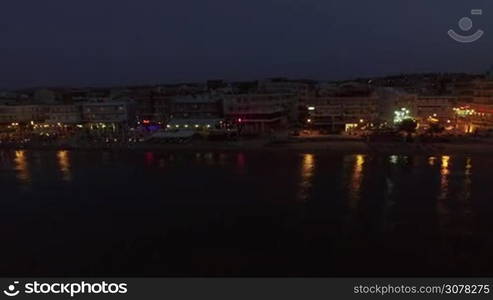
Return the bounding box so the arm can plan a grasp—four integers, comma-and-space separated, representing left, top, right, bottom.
0, 150, 492, 276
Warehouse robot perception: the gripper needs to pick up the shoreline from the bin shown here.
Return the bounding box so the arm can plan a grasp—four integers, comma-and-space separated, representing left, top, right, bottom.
1, 140, 493, 155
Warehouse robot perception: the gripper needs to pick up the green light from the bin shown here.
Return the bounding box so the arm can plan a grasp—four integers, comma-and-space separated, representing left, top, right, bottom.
394, 108, 412, 124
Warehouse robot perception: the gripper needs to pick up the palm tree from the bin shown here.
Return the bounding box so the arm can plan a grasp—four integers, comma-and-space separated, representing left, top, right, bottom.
398, 119, 417, 142
426, 123, 445, 136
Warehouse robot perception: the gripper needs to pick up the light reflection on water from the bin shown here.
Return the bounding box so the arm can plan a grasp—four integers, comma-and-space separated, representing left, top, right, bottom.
436, 155, 451, 230
1, 150, 493, 275
6, 151, 480, 210
463, 157, 473, 214
145, 152, 154, 165
236, 153, 246, 175
3, 150, 486, 233
204, 152, 214, 165
298, 153, 315, 202
464, 157, 472, 205
57, 150, 71, 182
440, 155, 451, 198
348, 154, 365, 210
465, 157, 472, 176
14, 150, 30, 183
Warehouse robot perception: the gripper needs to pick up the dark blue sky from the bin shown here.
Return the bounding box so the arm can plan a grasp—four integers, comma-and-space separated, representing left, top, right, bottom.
0, 0, 492, 88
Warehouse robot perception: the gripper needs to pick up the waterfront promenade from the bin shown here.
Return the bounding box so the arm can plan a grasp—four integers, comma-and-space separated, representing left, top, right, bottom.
2, 136, 493, 155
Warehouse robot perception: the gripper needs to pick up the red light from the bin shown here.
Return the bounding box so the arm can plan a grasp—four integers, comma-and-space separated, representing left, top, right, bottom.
143, 120, 150, 124
237, 118, 242, 123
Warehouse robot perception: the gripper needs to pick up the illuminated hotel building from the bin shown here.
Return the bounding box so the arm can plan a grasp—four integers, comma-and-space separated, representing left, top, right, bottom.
81, 100, 137, 129
411, 96, 456, 127
302, 95, 378, 132
222, 93, 295, 134
453, 77, 493, 132
167, 94, 223, 131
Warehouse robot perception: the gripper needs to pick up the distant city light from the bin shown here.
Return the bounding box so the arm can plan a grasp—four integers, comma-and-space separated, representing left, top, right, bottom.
454, 107, 476, 116
345, 123, 358, 132
394, 108, 412, 124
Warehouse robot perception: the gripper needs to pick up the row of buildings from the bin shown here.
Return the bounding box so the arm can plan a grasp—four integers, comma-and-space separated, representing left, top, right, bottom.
302, 75, 493, 134
0, 100, 135, 132
2, 75, 493, 137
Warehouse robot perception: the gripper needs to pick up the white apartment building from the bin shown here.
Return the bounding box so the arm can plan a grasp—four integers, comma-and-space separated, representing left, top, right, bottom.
411, 96, 456, 125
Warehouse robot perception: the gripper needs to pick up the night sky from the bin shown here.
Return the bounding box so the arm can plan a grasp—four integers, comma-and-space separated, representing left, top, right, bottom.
0, 0, 492, 88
